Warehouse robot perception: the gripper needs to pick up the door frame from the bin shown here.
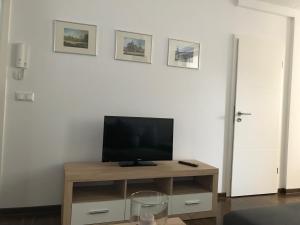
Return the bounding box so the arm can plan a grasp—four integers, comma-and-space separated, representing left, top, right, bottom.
223, 36, 239, 197
223, 33, 293, 196
0, 0, 12, 187
222, 0, 300, 197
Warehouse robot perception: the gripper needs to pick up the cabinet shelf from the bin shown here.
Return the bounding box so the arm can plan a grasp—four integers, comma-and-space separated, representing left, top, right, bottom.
173, 176, 213, 195
126, 178, 172, 197
73, 181, 125, 203
127, 183, 162, 197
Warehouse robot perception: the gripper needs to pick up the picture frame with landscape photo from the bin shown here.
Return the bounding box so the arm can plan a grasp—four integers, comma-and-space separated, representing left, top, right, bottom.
168, 38, 200, 69
115, 30, 152, 64
53, 20, 97, 56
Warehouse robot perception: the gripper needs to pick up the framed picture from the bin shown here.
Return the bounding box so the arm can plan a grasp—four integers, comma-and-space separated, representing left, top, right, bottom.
168, 38, 200, 69
115, 30, 152, 64
53, 20, 97, 56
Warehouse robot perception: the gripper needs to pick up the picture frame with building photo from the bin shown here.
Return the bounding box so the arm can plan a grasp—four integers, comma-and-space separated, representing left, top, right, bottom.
168, 39, 200, 69
115, 30, 152, 64
53, 20, 97, 56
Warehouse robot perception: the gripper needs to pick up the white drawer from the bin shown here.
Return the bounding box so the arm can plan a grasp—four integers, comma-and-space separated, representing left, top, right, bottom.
125, 199, 130, 220
71, 200, 125, 225
170, 193, 212, 215
125, 196, 172, 220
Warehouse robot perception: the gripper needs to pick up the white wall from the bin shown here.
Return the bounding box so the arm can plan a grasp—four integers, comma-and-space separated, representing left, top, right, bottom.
0, 0, 289, 207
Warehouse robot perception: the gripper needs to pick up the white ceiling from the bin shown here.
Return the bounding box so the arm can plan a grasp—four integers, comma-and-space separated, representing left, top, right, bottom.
258, 0, 300, 8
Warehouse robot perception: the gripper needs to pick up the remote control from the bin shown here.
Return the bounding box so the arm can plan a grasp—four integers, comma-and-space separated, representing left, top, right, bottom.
178, 161, 199, 167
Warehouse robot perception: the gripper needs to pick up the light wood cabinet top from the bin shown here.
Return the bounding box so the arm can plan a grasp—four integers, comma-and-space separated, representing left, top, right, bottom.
64, 160, 218, 182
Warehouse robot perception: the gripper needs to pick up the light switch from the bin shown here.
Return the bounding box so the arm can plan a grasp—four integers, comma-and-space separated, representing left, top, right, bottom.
15, 92, 25, 101
25, 92, 34, 102
15, 91, 35, 102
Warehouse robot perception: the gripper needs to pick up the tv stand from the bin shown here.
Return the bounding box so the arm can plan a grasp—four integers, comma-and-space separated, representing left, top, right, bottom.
119, 160, 157, 167
62, 160, 218, 225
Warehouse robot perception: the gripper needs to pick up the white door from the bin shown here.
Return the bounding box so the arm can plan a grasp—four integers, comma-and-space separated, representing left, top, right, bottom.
231, 36, 284, 197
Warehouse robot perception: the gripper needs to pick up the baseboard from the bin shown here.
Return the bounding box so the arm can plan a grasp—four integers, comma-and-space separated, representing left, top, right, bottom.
278, 188, 286, 194
218, 192, 227, 200
278, 188, 300, 195
0, 205, 61, 216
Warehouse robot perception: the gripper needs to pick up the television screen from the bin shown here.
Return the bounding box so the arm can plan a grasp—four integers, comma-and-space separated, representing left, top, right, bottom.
102, 116, 174, 162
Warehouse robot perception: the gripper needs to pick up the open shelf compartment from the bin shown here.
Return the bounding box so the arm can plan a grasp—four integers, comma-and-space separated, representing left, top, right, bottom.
172, 175, 213, 195
126, 178, 172, 197
73, 180, 126, 203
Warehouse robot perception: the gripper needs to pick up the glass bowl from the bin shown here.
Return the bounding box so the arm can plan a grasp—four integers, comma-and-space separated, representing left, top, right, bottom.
130, 191, 168, 225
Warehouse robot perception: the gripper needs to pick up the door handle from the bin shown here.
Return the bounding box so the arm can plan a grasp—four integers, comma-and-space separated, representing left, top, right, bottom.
237, 111, 252, 116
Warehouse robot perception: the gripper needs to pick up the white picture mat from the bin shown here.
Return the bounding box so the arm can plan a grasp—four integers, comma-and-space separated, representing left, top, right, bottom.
115, 30, 152, 63
54, 20, 97, 55
168, 39, 200, 69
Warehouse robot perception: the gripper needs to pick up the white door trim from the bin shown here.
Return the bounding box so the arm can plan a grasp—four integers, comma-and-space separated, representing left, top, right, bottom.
222, 37, 239, 196
237, 0, 298, 17
0, 0, 12, 187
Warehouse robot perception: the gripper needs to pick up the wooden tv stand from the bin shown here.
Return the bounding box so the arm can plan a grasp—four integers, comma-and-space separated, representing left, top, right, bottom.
62, 160, 218, 225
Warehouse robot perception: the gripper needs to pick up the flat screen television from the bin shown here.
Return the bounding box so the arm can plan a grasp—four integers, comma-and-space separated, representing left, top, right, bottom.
102, 116, 174, 167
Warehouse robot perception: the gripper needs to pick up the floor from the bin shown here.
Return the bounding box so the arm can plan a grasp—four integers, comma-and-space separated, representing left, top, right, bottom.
187, 193, 300, 225
0, 194, 300, 225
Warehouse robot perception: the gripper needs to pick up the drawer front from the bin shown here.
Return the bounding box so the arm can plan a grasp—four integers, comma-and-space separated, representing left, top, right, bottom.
170, 193, 212, 215
125, 199, 130, 220
71, 200, 125, 225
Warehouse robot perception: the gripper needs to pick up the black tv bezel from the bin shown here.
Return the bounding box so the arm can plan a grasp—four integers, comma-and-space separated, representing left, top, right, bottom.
102, 116, 174, 163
